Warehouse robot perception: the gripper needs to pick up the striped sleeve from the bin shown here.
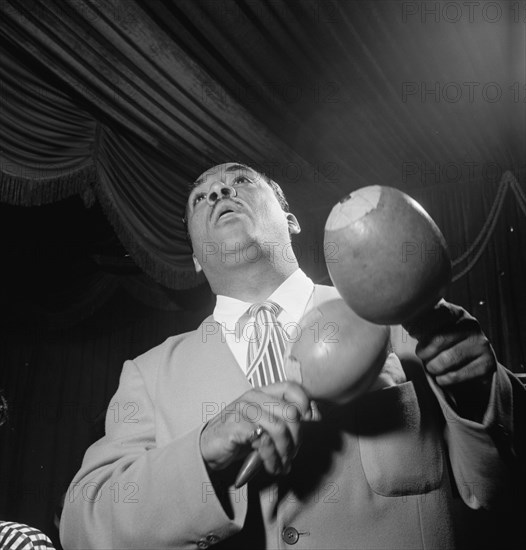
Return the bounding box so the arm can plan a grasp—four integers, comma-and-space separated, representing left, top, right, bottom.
0, 522, 55, 549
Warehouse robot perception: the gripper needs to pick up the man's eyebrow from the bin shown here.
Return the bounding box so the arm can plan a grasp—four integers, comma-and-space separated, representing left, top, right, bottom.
225, 163, 253, 174
192, 164, 255, 189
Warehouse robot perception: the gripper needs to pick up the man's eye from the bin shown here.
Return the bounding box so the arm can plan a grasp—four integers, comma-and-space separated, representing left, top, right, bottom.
193, 194, 205, 206
233, 175, 250, 185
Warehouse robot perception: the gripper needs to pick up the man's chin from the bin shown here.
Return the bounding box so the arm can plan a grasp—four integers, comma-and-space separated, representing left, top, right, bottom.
196, 233, 252, 268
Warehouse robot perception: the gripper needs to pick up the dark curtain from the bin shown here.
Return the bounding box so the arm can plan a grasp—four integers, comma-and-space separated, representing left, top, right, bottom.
412, 173, 526, 371
0, 0, 525, 546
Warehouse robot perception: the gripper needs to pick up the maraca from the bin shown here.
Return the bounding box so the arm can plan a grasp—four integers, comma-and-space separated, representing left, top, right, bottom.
236, 185, 447, 488
282, 298, 389, 403
235, 298, 390, 487
324, 186, 451, 325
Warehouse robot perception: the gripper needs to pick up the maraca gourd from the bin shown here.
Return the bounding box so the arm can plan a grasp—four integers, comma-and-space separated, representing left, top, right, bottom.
284, 298, 389, 405
324, 186, 451, 325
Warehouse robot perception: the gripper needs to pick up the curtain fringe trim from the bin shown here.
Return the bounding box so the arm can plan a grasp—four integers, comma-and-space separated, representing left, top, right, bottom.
0, 161, 203, 289
4, 163, 524, 288
0, 164, 97, 206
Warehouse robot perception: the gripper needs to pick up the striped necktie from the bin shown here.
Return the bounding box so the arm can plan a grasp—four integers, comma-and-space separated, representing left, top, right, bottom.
246, 301, 287, 387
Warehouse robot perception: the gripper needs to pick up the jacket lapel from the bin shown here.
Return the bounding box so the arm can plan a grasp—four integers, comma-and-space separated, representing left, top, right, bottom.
158, 316, 251, 438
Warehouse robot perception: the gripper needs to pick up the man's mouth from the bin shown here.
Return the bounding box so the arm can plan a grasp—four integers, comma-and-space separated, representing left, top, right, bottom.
212, 200, 242, 223
218, 209, 234, 219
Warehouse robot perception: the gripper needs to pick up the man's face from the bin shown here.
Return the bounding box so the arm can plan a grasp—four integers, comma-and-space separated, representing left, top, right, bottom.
186, 163, 296, 272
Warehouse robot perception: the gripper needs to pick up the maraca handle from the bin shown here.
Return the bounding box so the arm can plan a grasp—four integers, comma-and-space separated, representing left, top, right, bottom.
402, 298, 447, 338
234, 450, 262, 488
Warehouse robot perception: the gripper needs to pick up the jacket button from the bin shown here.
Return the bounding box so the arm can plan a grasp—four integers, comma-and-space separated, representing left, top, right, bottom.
282, 526, 300, 545
197, 540, 209, 549
206, 534, 220, 543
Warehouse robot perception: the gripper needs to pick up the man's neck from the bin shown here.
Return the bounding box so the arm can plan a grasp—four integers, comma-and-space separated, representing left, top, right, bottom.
209, 261, 299, 303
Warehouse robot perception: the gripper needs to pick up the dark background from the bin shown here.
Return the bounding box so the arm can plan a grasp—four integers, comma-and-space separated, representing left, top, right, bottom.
0, 1, 525, 546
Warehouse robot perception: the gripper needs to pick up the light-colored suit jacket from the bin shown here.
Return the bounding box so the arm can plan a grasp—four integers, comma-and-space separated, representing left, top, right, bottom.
60, 285, 516, 549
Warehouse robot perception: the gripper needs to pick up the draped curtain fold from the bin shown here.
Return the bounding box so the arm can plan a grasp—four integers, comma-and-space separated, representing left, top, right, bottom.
0, 41, 97, 203
1, 1, 523, 274
0, 0, 343, 288
0, 0, 525, 353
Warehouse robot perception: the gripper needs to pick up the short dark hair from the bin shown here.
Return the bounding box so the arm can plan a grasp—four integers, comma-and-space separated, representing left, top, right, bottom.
182, 164, 290, 244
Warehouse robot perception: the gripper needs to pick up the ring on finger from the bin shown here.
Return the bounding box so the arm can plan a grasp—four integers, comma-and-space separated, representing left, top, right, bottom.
248, 424, 264, 443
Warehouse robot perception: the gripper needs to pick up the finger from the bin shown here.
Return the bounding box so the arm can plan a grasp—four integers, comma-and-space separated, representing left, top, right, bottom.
416, 327, 478, 363
201, 415, 262, 471
309, 400, 322, 422
233, 395, 299, 467
239, 384, 307, 468
239, 386, 305, 423
246, 424, 264, 444
258, 411, 299, 471
424, 338, 482, 377
237, 391, 302, 436
424, 333, 496, 378
434, 355, 496, 388
223, 422, 263, 455
253, 432, 284, 476
259, 381, 312, 419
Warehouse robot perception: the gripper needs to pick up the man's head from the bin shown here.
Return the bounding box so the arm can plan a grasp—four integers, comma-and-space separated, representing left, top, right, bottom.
184, 162, 300, 276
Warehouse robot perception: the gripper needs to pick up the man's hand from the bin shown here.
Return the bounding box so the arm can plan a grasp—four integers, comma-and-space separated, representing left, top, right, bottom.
406, 300, 497, 421
200, 381, 314, 476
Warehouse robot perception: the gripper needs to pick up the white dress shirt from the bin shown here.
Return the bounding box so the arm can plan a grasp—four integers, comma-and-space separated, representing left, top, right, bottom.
213, 269, 315, 373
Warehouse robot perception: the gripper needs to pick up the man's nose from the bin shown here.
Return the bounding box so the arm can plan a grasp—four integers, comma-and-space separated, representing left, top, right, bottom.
206, 181, 236, 205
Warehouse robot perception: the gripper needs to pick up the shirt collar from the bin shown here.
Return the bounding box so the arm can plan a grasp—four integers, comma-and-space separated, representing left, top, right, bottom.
213, 269, 315, 329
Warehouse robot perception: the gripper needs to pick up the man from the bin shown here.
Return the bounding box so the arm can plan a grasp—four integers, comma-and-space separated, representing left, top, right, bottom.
61, 163, 520, 549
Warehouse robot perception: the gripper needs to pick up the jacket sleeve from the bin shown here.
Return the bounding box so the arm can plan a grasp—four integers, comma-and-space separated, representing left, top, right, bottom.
425, 363, 521, 510
390, 325, 522, 511
60, 359, 248, 549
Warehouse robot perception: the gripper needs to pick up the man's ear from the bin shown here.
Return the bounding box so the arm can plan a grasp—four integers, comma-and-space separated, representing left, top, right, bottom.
192, 254, 203, 273
286, 213, 301, 235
